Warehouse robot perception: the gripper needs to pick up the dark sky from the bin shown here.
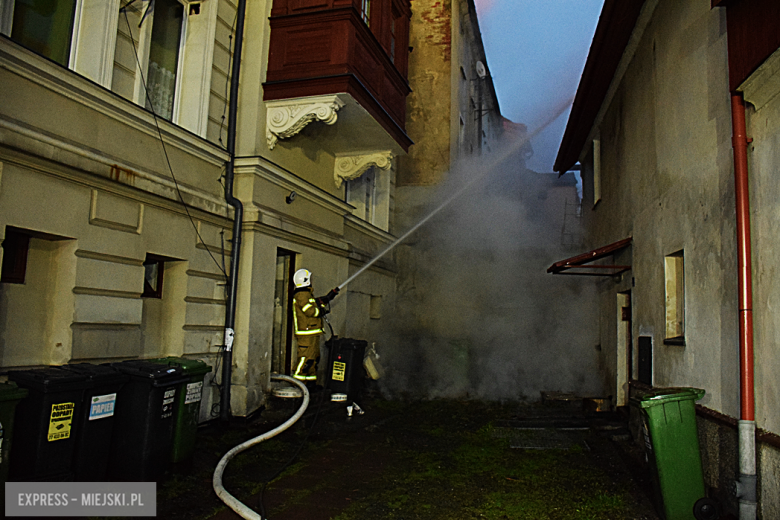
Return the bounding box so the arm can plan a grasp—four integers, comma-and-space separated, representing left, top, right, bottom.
476, 1, 604, 173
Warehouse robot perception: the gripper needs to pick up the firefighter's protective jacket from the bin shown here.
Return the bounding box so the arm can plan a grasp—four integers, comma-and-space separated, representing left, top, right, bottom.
293, 287, 324, 347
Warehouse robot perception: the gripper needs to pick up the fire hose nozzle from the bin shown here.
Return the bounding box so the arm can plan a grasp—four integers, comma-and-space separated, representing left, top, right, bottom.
317, 287, 340, 306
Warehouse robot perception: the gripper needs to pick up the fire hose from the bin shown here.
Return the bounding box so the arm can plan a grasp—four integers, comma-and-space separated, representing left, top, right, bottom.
212, 374, 310, 520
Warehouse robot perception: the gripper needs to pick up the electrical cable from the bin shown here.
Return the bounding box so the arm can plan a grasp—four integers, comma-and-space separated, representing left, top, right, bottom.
218, 9, 239, 150
120, 4, 228, 279
209, 344, 225, 418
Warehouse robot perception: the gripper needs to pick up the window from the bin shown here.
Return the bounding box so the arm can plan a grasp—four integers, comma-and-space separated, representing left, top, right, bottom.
370, 294, 382, 319
360, 0, 370, 25
345, 167, 376, 223
389, 14, 395, 63
113, 0, 186, 121
145, 0, 184, 119
2, 0, 77, 66
0, 228, 30, 284
344, 166, 391, 231
592, 139, 601, 207
142, 254, 165, 298
664, 251, 685, 345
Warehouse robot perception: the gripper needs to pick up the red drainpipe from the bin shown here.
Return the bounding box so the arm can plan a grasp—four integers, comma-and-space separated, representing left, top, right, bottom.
730, 92, 754, 422
730, 91, 757, 520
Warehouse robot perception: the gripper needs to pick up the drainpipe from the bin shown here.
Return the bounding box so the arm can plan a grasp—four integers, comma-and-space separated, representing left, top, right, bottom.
220, 0, 247, 423
730, 92, 756, 520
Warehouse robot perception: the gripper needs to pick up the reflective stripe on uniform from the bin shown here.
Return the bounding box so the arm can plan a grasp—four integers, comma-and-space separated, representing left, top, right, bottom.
293, 357, 307, 379
302, 300, 320, 317
293, 302, 323, 335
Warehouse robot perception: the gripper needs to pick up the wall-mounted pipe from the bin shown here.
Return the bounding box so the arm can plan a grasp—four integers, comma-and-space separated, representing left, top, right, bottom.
220, 0, 247, 423
730, 91, 756, 520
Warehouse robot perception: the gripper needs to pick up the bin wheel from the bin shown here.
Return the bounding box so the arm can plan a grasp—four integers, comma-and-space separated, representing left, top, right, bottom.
693, 497, 720, 520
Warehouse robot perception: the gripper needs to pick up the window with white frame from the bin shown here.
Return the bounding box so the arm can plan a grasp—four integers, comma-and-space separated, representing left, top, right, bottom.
360, 0, 370, 25
1, 0, 78, 66
113, 0, 217, 133
346, 167, 376, 223
114, 0, 184, 121
345, 167, 391, 231
1, 0, 217, 136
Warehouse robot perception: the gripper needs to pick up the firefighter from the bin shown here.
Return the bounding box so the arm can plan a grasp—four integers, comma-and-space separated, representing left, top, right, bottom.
292, 268, 338, 385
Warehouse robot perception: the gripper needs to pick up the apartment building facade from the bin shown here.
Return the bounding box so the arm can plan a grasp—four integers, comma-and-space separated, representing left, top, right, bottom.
0, 0, 412, 417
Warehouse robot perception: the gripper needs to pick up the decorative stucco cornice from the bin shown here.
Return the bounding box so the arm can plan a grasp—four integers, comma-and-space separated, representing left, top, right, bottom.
334, 151, 394, 187
739, 46, 780, 111
265, 95, 346, 149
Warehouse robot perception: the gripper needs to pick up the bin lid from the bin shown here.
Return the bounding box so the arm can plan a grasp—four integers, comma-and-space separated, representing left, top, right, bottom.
108, 360, 186, 384
147, 357, 212, 377
328, 338, 368, 350
8, 367, 90, 393
0, 381, 29, 402
631, 387, 705, 409
61, 363, 131, 384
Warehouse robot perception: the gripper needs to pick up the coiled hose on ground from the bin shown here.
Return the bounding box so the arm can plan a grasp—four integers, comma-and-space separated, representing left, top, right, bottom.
212, 374, 310, 520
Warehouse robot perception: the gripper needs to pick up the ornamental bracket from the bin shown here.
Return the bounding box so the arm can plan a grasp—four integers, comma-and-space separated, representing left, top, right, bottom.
266, 95, 346, 149
334, 151, 394, 187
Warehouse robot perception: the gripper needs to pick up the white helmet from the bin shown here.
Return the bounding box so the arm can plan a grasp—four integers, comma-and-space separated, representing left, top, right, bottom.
293, 268, 312, 288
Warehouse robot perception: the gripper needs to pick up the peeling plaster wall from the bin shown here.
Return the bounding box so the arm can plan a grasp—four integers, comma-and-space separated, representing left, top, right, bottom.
397, 0, 453, 186
580, 0, 737, 415
578, 0, 780, 515
742, 57, 780, 436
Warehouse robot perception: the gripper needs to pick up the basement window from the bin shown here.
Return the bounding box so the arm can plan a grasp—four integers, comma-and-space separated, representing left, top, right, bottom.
0, 228, 30, 284
664, 251, 685, 345
142, 254, 166, 299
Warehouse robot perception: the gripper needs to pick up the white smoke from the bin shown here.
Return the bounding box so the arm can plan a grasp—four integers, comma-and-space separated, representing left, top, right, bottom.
379, 143, 603, 401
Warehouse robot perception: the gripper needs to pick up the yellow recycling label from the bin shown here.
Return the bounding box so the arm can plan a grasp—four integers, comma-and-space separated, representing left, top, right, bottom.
332, 361, 346, 381
48, 402, 75, 442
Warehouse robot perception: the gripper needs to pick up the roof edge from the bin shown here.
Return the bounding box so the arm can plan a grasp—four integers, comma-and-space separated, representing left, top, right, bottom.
553, 0, 646, 173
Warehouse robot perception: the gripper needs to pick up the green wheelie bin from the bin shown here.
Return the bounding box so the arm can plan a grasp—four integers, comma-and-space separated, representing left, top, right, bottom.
148, 357, 212, 464
631, 387, 707, 520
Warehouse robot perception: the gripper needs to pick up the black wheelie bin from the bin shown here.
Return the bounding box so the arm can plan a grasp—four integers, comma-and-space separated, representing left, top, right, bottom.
107, 360, 188, 481
61, 363, 129, 481
7, 367, 90, 481
325, 337, 367, 396
0, 381, 28, 511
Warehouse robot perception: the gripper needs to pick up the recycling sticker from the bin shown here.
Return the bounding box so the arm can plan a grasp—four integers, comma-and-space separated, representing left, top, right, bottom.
48, 402, 75, 442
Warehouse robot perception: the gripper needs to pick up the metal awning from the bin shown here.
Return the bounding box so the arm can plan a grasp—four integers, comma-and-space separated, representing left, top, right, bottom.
547, 237, 632, 276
